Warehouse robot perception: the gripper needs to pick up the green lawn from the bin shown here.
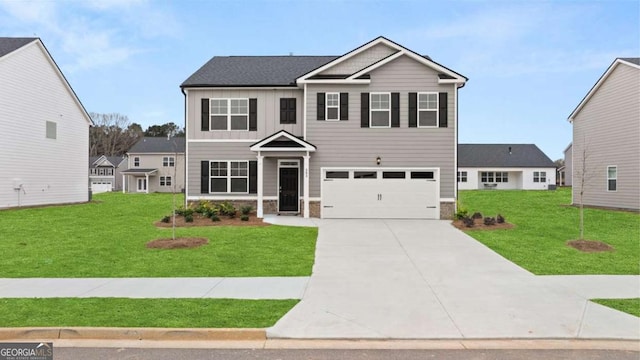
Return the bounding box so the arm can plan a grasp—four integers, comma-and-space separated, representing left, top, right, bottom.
0, 298, 297, 327
0, 193, 317, 277
592, 299, 640, 318
458, 188, 640, 275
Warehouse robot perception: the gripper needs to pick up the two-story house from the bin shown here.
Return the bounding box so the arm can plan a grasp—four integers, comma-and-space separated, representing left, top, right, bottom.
568, 58, 639, 210
121, 137, 185, 193
0, 37, 92, 208
89, 155, 127, 193
181, 37, 467, 219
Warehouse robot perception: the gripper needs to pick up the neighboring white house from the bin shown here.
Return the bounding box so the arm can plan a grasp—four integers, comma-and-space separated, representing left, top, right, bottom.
457, 144, 556, 190
0, 37, 92, 208
568, 57, 639, 210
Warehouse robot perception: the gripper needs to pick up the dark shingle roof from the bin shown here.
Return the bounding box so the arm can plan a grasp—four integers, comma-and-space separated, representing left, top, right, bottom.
619, 57, 640, 66
0, 37, 37, 58
458, 144, 555, 168
128, 137, 185, 154
181, 56, 338, 87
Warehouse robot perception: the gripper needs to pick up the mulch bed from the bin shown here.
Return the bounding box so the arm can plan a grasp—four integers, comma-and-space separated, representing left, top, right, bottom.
154, 213, 269, 228
146, 237, 209, 249
567, 240, 614, 253
452, 218, 514, 231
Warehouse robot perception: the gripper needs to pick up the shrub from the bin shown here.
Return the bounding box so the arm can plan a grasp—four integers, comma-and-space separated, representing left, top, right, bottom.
240, 205, 253, 216
194, 200, 212, 215
472, 212, 483, 219
455, 207, 469, 220
175, 206, 191, 216
484, 217, 496, 226
496, 214, 505, 224
210, 213, 220, 222
218, 201, 237, 217
161, 216, 170, 223
185, 214, 194, 223
240, 214, 249, 221
462, 216, 474, 228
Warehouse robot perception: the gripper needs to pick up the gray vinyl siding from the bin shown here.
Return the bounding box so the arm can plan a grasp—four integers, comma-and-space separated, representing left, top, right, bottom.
125, 153, 185, 193
187, 142, 304, 198
0, 41, 90, 208
572, 63, 640, 210
564, 144, 572, 186
320, 43, 396, 75
306, 55, 456, 199
186, 89, 303, 140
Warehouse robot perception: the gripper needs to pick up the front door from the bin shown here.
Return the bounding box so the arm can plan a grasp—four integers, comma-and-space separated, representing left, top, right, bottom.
279, 167, 299, 212
137, 178, 147, 192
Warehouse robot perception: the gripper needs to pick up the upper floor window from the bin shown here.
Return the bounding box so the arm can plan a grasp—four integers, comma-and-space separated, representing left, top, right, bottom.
607, 166, 617, 191
457, 171, 467, 182
326, 93, 340, 121
210, 98, 248, 131
163, 156, 175, 167
280, 98, 296, 124
418, 93, 438, 127
370, 93, 390, 128
533, 171, 546, 183
210, 160, 248, 193
133, 157, 140, 167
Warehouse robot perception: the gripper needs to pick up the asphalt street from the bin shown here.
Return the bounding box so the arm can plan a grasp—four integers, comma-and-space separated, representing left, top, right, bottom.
53, 348, 639, 360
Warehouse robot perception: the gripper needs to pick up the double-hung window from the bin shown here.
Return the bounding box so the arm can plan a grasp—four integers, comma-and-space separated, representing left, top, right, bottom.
481, 172, 494, 182
133, 157, 140, 167
607, 166, 617, 191
210, 161, 248, 193
533, 171, 546, 183
163, 156, 175, 167
457, 171, 467, 182
370, 93, 391, 128
326, 93, 340, 121
210, 99, 248, 131
418, 93, 438, 127
495, 172, 508, 182
160, 176, 172, 187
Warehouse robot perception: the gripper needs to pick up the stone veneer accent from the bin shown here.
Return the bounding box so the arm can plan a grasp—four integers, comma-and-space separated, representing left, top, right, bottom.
440, 201, 455, 220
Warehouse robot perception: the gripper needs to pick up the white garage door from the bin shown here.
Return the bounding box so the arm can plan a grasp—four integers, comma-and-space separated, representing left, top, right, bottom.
321, 168, 440, 219
91, 181, 113, 194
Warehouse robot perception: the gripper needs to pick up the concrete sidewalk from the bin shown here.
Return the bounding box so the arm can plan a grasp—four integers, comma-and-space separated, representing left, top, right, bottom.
0, 277, 309, 299
267, 219, 640, 340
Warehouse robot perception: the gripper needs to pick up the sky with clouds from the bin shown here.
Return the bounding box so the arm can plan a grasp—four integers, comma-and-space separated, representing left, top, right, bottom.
1, 0, 638, 159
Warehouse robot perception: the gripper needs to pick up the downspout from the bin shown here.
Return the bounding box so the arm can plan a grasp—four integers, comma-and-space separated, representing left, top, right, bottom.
181, 87, 188, 207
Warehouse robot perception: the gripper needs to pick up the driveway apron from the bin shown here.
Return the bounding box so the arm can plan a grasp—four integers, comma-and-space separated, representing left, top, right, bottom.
267, 219, 640, 339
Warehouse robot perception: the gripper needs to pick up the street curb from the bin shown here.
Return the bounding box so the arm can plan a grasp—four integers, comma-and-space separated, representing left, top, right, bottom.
0, 327, 266, 341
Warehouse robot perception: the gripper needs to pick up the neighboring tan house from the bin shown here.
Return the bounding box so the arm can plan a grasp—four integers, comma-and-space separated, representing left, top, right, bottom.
89, 155, 127, 193
457, 144, 556, 190
181, 36, 467, 219
0, 37, 92, 208
558, 143, 572, 186
122, 137, 185, 193
568, 58, 640, 211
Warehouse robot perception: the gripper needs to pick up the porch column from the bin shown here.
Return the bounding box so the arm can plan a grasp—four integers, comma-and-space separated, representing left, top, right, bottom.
303, 153, 310, 218
122, 174, 126, 193
257, 153, 264, 218
145, 174, 149, 194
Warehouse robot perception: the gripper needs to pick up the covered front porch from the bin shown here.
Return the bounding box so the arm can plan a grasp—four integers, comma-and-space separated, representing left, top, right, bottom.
121, 168, 158, 193
250, 130, 316, 218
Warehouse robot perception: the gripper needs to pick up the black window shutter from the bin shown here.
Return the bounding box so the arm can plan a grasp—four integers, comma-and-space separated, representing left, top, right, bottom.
391, 92, 400, 128
408, 92, 417, 128
200, 161, 209, 194
280, 98, 287, 124
279, 98, 296, 124
360, 93, 369, 128
289, 98, 296, 123
339, 93, 349, 121
201, 99, 209, 131
249, 161, 257, 194
439, 92, 448, 128
317, 93, 325, 120
249, 98, 257, 131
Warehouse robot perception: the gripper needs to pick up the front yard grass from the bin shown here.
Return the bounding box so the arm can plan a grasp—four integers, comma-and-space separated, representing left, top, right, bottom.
592, 299, 640, 318
0, 298, 297, 327
458, 188, 639, 275
0, 193, 317, 277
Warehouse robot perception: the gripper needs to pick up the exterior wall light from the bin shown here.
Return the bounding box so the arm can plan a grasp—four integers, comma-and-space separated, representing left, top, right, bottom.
376, 156, 381, 165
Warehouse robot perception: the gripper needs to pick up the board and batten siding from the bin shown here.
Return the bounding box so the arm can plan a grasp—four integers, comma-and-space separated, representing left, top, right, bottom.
0, 41, 90, 208
572, 62, 640, 210
186, 88, 303, 140
306, 55, 457, 199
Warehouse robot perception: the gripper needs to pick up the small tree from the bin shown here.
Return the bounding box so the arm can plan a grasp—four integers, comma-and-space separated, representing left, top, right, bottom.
576, 138, 589, 240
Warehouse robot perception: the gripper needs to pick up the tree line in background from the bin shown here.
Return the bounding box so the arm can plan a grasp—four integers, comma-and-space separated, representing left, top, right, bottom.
89, 112, 184, 156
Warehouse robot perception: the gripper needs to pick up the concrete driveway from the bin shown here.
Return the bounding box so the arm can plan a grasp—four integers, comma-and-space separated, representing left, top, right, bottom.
267, 219, 640, 339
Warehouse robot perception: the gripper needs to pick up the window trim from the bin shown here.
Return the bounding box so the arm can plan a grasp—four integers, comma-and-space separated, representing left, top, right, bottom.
481, 171, 495, 183
162, 156, 175, 167
209, 160, 249, 194
209, 98, 249, 131
607, 165, 617, 192
533, 171, 547, 183
369, 92, 391, 128
325, 93, 340, 121
417, 92, 438, 128
160, 176, 172, 187
457, 171, 467, 183
495, 172, 508, 183
133, 157, 140, 168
